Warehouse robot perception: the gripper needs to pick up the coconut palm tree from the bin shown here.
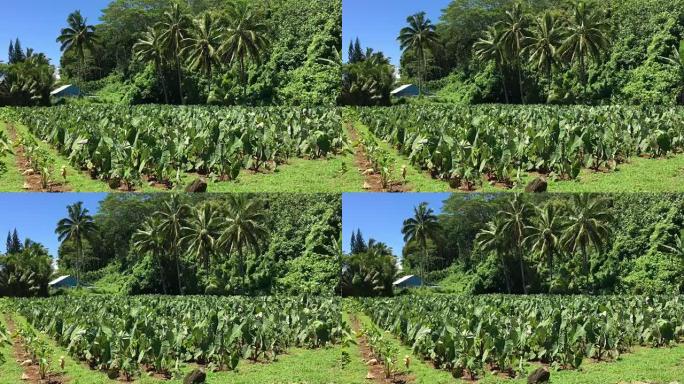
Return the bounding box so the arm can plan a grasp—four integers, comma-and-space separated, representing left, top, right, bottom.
132, 216, 168, 294
524, 203, 565, 292
182, 13, 222, 94
219, 3, 270, 98
525, 12, 564, 98
134, 27, 170, 104
398, 12, 439, 95
218, 195, 268, 292
401, 202, 440, 286
499, 194, 532, 293
561, 194, 613, 278
474, 26, 510, 104
497, 3, 528, 104
182, 203, 221, 276
558, 2, 610, 87
156, 194, 190, 294
476, 217, 513, 293
55, 202, 96, 287
57, 10, 98, 80
159, 3, 191, 104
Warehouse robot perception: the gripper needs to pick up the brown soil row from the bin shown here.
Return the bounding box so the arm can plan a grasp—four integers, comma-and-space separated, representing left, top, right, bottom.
345, 122, 408, 193
4, 314, 65, 384
5, 123, 69, 192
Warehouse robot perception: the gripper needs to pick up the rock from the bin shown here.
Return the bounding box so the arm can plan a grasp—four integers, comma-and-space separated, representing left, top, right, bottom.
20, 359, 32, 366
107, 369, 119, 379
22, 169, 35, 176
365, 358, 378, 365
365, 372, 375, 380
183, 369, 207, 384
527, 367, 550, 384
21, 373, 29, 380
185, 178, 208, 193
22, 182, 30, 190
362, 182, 372, 190
525, 177, 548, 193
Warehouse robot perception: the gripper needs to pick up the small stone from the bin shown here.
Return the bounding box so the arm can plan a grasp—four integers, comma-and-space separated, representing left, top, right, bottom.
365, 372, 375, 380
21, 373, 29, 380
20, 359, 32, 366
22, 169, 34, 176
365, 358, 377, 365
525, 177, 548, 193
185, 178, 208, 193
527, 367, 550, 383
22, 182, 30, 190
363, 182, 372, 190
184, 369, 207, 384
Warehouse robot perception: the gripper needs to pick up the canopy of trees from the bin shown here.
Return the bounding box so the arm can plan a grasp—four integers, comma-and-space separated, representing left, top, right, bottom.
0, 39, 55, 106
386, 0, 684, 105
0, 230, 53, 297
55, 0, 340, 106
56, 193, 341, 296
403, 193, 684, 295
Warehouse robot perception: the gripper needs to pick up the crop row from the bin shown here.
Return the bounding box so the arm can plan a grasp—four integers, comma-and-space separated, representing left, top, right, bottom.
2, 105, 344, 189
14, 296, 344, 379
359, 295, 684, 378
356, 105, 684, 189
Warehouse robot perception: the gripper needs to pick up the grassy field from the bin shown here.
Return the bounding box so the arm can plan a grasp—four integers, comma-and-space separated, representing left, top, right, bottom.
352, 120, 684, 194
346, 310, 684, 384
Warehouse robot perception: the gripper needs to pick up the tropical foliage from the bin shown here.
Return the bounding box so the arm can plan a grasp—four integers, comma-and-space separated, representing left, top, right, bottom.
2, 105, 344, 190
357, 104, 684, 190
360, 295, 684, 379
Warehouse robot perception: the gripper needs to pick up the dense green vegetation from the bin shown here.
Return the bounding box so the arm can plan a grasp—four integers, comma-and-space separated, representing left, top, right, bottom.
359, 295, 684, 380
398, 193, 684, 296
11, 296, 344, 380
1, 0, 340, 107
1, 105, 344, 190
355, 104, 684, 191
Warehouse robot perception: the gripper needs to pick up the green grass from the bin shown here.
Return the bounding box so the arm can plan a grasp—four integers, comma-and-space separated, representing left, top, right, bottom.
173, 154, 366, 193
0, 122, 25, 192
0, 317, 23, 384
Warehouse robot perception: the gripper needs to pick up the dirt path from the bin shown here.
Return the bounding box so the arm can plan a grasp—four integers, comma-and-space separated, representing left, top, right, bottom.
348, 313, 413, 384
4, 314, 65, 384
5, 123, 70, 192
345, 122, 409, 193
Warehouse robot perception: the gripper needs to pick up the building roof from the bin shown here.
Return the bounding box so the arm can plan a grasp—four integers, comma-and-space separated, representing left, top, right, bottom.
391, 84, 415, 95
48, 275, 72, 286
50, 84, 75, 96
393, 275, 417, 285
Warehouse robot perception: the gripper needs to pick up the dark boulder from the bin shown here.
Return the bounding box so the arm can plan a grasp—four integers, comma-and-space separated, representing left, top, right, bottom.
527, 367, 550, 384
183, 369, 206, 384
525, 177, 548, 193
185, 178, 208, 193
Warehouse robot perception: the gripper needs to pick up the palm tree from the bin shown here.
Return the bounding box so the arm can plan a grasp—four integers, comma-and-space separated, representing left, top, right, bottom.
218, 195, 268, 292
159, 3, 190, 104
182, 203, 221, 276
398, 12, 439, 96
182, 13, 222, 94
561, 194, 613, 278
558, 2, 610, 87
55, 202, 96, 287
497, 3, 528, 104
132, 216, 168, 294
499, 194, 532, 293
476, 217, 512, 293
660, 40, 684, 104
401, 202, 440, 286
57, 10, 97, 80
524, 203, 565, 292
156, 194, 190, 294
134, 27, 170, 104
525, 12, 563, 98
474, 26, 510, 104
219, 3, 270, 98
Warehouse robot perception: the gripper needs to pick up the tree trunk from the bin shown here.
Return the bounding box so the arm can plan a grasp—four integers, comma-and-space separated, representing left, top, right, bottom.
518, 248, 527, 294
157, 251, 168, 295
239, 57, 246, 99
547, 248, 553, 294
238, 248, 245, 293
176, 54, 184, 105
156, 61, 170, 104
517, 62, 525, 105
500, 254, 512, 294
76, 238, 82, 288
173, 244, 183, 295
501, 65, 510, 104
422, 242, 428, 287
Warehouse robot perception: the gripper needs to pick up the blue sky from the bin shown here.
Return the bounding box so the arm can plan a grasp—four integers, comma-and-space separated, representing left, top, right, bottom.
342, 0, 451, 66
0, 193, 106, 259
0, 1, 110, 65
342, 193, 451, 259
